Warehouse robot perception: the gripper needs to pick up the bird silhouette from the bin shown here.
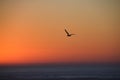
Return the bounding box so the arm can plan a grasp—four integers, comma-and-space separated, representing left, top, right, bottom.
64, 28, 75, 37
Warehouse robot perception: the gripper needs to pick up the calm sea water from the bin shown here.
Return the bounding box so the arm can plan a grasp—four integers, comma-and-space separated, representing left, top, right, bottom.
0, 64, 120, 80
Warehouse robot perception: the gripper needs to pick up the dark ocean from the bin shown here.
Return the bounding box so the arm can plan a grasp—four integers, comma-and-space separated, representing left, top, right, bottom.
0, 64, 120, 80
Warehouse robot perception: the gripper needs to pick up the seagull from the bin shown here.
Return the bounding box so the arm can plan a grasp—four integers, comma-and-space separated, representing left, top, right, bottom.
64, 28, 75, 37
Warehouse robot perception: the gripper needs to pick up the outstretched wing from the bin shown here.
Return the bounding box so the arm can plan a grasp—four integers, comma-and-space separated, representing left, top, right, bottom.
65, 29, 70, 35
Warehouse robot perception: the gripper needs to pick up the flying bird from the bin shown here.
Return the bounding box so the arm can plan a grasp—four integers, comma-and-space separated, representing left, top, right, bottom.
64, 28, 75, 37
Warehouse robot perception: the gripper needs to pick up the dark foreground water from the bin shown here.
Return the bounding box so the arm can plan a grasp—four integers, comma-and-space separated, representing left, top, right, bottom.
0, 64, 120, 80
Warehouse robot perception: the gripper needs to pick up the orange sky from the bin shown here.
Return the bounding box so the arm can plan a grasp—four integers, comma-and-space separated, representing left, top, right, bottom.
0, 0, 120, 65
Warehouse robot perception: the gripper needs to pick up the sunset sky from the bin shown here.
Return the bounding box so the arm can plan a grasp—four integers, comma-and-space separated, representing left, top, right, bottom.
0, 0, 120, 65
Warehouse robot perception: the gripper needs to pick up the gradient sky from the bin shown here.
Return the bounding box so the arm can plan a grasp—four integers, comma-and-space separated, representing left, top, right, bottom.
0, 0, 120, 65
